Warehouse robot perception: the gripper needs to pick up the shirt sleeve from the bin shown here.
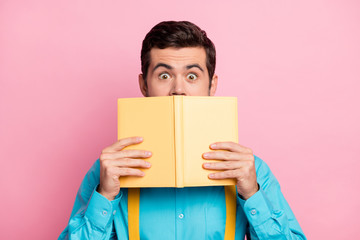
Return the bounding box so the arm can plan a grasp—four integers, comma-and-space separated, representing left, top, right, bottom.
58, 159, 122, 240
237, 155, 307, 240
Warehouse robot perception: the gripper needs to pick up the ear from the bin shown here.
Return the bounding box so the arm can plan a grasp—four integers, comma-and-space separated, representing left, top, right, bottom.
209, 74, 218, 96
138, 74, 148, 97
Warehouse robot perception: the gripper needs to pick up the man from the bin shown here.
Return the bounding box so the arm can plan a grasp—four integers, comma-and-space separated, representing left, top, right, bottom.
59, 21, 306, 239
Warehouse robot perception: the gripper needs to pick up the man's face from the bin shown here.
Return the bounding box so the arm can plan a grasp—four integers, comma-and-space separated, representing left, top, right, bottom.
139, 47, 218, 97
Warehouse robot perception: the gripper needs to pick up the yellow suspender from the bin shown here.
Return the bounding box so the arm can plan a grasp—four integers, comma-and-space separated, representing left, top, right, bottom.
128, 188, 140, 240
224, 185, 236, 240
128, 186, 236, 240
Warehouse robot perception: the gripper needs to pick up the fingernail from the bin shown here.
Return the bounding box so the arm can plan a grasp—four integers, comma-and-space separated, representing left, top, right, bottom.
203, 153, 209, 158
146, 151, 152, 156
209, 173, 215, 178
138, 137, 143, 141
146, 162, 151, 167
210, 144, 217, 148
204, 163, 210, 168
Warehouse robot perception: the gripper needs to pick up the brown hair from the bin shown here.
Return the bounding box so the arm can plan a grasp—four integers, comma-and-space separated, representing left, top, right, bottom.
141, 21, 216, 87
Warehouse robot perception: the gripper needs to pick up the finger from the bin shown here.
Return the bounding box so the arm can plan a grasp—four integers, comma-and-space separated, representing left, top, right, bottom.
106, 158, 151, 168
102, 149, 152, 160
102, 136, 144, 153
208, 169, 241, 180
209, 142, 252, 154
203, 151, 253, 161
115, 167, 146, 177
203, 160, 243, 170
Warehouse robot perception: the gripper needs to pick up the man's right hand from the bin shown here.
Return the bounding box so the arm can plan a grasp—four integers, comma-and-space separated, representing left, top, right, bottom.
97, 136, 152, 201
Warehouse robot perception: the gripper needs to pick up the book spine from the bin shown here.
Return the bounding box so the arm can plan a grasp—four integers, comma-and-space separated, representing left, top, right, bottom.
174, 96, 184, 187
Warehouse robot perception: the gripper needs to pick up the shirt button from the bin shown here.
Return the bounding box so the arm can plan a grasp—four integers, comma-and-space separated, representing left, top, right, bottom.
113, 210, 116, 215
250, 209, 257, 215
178, 213, 184, 219
102, 210, 108, 216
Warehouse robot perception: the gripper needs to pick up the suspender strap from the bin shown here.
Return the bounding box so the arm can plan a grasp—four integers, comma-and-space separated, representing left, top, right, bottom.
224, 185, 237, 240
128, 188, 140, 240
127, 186, 237, 240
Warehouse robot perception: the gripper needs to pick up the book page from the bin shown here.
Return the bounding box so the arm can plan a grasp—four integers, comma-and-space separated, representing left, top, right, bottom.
181, 96, 238, 187
118, 97, 176, 187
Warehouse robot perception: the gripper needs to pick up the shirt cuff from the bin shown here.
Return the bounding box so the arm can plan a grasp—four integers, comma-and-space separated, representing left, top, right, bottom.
84, 185, 123, 231
237, 185, 273, 227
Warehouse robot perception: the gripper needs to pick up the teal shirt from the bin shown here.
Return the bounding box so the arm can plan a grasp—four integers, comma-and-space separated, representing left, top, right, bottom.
59, 156, 306, 239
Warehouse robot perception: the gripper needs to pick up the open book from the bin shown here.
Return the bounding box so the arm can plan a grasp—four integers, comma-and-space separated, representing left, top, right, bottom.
117, 96, 238, 188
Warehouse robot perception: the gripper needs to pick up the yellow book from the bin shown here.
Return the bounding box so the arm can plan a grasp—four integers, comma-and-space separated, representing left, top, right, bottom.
117, 96, 238, 188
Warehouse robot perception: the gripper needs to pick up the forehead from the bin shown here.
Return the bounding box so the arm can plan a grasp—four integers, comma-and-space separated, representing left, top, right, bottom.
149, 47, 207, 68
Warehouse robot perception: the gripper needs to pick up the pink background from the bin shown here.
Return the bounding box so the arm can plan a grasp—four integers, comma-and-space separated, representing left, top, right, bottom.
1, 0, 359, 239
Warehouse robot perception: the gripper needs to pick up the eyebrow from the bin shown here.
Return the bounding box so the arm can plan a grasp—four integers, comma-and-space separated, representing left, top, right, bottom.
152, 63, 173, 72
186, 64, 204, 72
152, 63, 204, 73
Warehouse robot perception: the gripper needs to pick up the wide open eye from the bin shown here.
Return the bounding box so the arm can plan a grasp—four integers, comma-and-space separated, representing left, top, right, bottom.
187, 73, 198, 81
159, 73, 171, 80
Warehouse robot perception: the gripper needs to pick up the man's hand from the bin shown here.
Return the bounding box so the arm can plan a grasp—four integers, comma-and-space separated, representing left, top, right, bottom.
97, 137, 152, 201
202, 142, 258, 200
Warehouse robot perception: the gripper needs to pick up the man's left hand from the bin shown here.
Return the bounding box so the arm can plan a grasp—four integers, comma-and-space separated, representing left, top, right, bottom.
202, 142, 259, 200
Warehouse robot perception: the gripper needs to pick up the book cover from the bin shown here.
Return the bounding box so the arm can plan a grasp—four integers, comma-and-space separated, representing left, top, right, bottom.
117, 96, 238, 188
